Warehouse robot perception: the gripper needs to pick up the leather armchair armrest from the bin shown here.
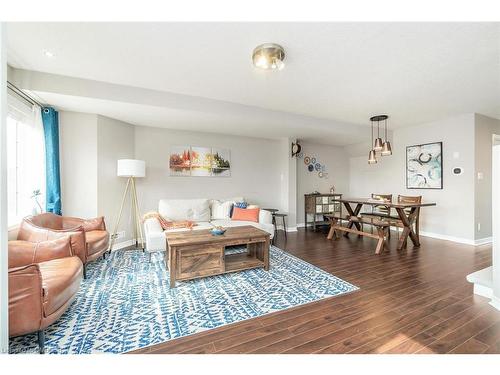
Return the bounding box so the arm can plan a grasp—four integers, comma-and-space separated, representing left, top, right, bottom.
82, 216, 106, 231
18, 219, 87, 265
9, 237, 73, 269
61, 216, 84, 230
8, 264, 43, 337
62, 216, 106, 232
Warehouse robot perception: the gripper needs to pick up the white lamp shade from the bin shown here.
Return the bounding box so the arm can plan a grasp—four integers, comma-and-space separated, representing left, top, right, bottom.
117, 159, 146, 178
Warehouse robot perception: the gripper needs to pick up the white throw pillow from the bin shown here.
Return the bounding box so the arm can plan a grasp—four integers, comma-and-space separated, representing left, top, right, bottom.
158, 199, 210, 222
211, 200, 234, 220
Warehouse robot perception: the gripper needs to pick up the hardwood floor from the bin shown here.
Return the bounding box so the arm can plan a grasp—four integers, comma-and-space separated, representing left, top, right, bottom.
129, 228, 499, 354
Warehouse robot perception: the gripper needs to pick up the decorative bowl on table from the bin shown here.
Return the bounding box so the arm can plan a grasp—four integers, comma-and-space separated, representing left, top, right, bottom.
210, 226, 226, 236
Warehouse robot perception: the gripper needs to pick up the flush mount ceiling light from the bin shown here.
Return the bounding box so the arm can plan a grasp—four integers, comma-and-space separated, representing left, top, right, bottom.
252, 43, 285, 70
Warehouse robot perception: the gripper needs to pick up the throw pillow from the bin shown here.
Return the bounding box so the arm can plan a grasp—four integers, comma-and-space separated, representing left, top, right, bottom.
230, 201, 247, 217
234, 202, 248, 209
211, 200, 234, 220
231, 207, 260, 223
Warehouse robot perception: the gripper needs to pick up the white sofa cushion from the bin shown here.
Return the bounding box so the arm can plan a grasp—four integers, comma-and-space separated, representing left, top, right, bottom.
159, 198, 210, 222
211, 200, 234, 220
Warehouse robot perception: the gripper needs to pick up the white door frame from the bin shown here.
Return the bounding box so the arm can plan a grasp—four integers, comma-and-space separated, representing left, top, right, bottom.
0, 22, 9, 353
491, 134, 500, 310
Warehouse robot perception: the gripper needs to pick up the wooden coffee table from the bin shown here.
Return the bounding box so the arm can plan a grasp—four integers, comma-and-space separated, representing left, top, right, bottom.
165, 226, 270, 288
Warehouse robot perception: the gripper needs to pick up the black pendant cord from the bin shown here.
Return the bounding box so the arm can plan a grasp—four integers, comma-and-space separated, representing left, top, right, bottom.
371, 120, 374, 146
384, 118, 387, 141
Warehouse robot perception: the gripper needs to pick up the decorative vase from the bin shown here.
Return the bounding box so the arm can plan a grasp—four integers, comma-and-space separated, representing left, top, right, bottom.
330, 186, 335, 194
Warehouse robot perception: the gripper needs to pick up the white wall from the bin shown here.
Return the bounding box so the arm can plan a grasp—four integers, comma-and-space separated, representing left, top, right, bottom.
474, 114, 500, 241
97, 116, 135, 241
348, 114, 476, 243
59, 112, 135, 241
59, 112, 98, 218
297, 141, 350, 226
134, 126, 284, 215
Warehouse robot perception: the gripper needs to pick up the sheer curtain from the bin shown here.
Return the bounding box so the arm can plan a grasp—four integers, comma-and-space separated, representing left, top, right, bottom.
7, 93, 46, 226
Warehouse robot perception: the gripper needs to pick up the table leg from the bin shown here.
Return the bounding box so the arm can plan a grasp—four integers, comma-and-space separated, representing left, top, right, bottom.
264, 237, 270, 271
395, 207, 420, 250
343, 202, 362, 237
169, 246, 176, 288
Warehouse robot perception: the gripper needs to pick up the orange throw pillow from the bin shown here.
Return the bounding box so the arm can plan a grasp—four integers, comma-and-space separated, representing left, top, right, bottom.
231, 207, 260, 223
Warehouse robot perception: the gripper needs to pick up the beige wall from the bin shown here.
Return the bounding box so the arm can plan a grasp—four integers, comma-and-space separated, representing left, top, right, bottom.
59, 112, 98, 218
58, 109, 498, 244
297, 141, 350, 226
97, 116, 135, 241
474, 114, 500, 241
134, 125, 285, 216
348, 114, 476, 243
59, 112, 135, 241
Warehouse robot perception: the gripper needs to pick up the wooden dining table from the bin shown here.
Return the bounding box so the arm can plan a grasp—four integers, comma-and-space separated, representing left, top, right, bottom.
333, 197, 436, 251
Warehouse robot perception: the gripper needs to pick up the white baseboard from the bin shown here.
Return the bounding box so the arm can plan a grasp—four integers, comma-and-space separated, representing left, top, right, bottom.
474, 237, 493, 246
296, 225, 488, 247
490, 296, 500, 311
474, 284, 493, 299
275, 225, 298, 232
111, 239, 136, 251
418, 231, 486, 246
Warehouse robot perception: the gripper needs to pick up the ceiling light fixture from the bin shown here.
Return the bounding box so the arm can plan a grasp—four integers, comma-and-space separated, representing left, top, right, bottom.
368, 115, 391, 164
381, 116, 393, 156
252, 43, 285, 70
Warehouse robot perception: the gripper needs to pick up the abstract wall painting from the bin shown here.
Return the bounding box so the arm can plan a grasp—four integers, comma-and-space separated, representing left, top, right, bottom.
169, 145, 192, 176
169, 146, 231, 177
190, 146, 213, 176
211, 148, 231, 177
406, 142, 443, 189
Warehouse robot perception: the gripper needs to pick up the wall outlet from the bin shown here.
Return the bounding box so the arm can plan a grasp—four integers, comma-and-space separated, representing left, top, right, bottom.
110, 231, 125, 240
477, 223, 481, 232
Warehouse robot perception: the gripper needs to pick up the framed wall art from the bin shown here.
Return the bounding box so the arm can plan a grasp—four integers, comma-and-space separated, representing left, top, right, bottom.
406, 141, 442, 189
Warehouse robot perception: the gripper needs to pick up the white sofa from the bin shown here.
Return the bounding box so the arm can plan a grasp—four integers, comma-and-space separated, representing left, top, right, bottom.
144, 198, 275, 252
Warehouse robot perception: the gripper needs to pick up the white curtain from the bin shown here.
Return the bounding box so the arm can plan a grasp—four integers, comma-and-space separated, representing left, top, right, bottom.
7, 93, 46, 226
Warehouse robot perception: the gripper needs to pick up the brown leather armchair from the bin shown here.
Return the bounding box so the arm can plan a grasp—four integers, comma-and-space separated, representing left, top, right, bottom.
18, 213, 110, 278
9, 236, 83, 353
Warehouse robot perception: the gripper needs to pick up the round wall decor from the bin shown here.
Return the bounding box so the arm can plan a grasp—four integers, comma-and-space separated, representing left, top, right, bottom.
308, 164, 314, 172
304, 156, 311, 165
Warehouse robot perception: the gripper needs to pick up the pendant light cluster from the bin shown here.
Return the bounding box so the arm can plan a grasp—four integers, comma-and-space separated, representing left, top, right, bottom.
368, 115, 392, 164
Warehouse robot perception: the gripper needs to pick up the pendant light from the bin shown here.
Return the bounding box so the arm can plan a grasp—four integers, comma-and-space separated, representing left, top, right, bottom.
373, 116, 384, 151
381, 116, 393, 156
368, 120, 377, 164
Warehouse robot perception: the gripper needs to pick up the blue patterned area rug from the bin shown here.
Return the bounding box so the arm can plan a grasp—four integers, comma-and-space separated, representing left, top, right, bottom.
9, 246, 358, 354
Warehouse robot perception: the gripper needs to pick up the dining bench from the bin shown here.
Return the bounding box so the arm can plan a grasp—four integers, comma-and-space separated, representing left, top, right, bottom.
324, 214, 390, 254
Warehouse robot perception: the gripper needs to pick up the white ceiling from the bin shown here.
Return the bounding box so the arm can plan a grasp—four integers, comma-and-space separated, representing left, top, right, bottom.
6, 22, 500, 143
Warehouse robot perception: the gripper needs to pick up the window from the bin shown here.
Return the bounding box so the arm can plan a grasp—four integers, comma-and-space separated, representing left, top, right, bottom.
7, 92, 46, 226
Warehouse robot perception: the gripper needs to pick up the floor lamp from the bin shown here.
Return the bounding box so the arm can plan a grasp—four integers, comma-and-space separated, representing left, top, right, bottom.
109, 159, 146, 253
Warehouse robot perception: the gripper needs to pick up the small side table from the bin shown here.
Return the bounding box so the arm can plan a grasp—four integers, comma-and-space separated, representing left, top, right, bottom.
274, 213, 288, 239
263, 208, 280, 242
